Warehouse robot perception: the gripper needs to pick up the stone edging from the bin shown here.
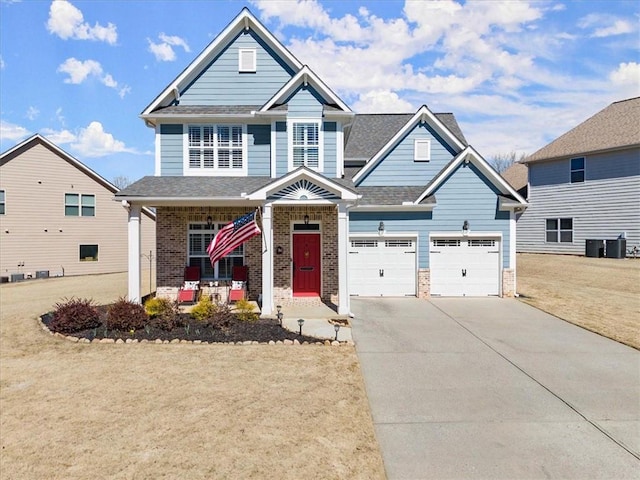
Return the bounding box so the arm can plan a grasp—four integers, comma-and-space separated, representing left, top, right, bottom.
38, 316, 353, 347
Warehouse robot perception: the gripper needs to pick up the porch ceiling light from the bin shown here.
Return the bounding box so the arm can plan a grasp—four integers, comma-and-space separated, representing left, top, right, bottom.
304, 214, 309, 225
206, 216, 213, 227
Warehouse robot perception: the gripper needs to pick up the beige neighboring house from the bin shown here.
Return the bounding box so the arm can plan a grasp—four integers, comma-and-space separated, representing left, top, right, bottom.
0, 134, 156, 284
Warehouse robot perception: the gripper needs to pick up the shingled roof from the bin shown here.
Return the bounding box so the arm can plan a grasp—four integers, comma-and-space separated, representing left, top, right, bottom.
501, 162, 528, 192
344, 113, 467, 162
526, 97, 640, 164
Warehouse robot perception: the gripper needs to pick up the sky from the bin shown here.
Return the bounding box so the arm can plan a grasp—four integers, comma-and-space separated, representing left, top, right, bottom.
1, 0, 638, 183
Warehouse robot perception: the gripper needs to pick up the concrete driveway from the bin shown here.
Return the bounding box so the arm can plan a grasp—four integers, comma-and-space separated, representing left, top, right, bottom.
350, 297, 640, 479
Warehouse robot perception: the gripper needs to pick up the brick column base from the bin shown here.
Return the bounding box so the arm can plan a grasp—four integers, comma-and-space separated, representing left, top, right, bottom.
502, 269, 515, 297
418, 268, 430, 299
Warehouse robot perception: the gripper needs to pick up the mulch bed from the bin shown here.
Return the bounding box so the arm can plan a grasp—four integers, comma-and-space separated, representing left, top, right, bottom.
40, 307, 321, 344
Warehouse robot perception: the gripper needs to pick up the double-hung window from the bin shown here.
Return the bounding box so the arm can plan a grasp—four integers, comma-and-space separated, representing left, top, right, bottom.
65, 193, 95, 217
292, 122, 320, 169
187, 125, 245, 175
187, 223, 244, 280
546, 218, 573, 243
570, 157, 585, 183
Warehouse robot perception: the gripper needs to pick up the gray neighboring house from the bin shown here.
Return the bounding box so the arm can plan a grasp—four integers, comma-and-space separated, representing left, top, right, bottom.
517, 97, 640, 255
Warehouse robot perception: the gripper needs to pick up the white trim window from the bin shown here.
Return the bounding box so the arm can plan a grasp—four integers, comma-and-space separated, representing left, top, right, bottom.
289, 120, 322, 171
188, 223, 244, 280
570, 157, 585, 183
65, 193, 95, 217
414, 139, 431, 161
0, 189, 5, 215
238, 48, 256, 72
546, 218, 573, 243
185, 125, 247, 176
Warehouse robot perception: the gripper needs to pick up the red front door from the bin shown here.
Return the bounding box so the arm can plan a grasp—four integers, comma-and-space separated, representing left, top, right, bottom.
292, 233, 321, 296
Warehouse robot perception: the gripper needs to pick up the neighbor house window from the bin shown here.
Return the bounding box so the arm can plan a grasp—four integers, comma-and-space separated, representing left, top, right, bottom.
79, 244, 98, 261
188, 223, 244, 280
292, 122, 319, 169
238, 48, 256, 72
546, 218, 573, 243
65, 194, 95, 216
570, 157, 585, 183
0, 190, 5, 215
187, 125, 245, 173
414, 139, 431, 161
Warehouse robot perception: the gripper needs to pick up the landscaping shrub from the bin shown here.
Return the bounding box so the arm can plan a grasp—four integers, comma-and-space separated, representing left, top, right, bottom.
106, 297, 148, 332
144, 296, 176, 319
190, 295, 217, 323
210, 302, 235, 330
235, 298, 258, 322
49, 297, 100, 334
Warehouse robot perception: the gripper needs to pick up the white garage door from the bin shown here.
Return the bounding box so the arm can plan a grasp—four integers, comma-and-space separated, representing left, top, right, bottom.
430, 237, 500, 296
349, 238, 416, 296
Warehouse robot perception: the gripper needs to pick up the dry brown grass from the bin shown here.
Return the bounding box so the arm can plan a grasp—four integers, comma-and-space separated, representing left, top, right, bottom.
0, 274, 385, 479
517, 253, 640, 349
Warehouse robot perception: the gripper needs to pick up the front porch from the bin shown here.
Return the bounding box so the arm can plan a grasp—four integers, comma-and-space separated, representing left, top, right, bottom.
145, 203, 350, 315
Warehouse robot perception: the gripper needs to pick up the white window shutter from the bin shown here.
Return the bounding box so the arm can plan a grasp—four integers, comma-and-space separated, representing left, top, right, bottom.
414, 139, 430, 161
239, 49, 256, 72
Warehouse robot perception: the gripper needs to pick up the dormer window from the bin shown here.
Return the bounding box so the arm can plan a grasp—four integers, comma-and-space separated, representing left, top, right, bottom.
238, 48, 256, 73
414, 139, 431, 162
290, 121, 321, 170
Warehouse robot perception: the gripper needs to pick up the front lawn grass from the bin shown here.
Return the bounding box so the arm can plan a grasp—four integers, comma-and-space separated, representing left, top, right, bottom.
516, 253, 639, 349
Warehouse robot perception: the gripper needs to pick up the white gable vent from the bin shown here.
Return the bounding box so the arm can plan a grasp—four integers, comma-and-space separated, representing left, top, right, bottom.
414, 139, 431, 161
239, 48, 256, 73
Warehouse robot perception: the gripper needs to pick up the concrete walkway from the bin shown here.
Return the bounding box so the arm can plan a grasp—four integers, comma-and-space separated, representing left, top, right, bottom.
350, 297, 640, 479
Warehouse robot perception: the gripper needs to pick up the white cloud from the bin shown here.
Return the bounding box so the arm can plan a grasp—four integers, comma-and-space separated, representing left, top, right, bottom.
148, 33, 190, 62
352, 90, 415, 113
578, 13, 635, 38
593, 20, 634, 38
41, 127, 76, 145
25, 106, 40, 121
47, 0, 117, 44
0, 55, 5, 69
57, 58, 130, 97
72, 121, 133, 157
609, 62, 640, 98
0, 120, 30, 143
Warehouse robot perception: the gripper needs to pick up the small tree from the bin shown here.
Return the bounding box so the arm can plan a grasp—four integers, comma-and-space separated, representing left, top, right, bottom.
488, 151, 528, 174
112, 175, 132, 190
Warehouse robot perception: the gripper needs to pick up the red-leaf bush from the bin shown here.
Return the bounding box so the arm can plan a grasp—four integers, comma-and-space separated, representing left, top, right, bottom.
106, 297, 148, 331
49, 297, 100, 334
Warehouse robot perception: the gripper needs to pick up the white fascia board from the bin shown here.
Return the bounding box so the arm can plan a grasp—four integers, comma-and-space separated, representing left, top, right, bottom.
260, 66, 352, 113
430, 231, 503, 239
4, 134, 121, 194
350, 204, 435, 212
414, 146, 528, 205
246, 167, 359, 201
141, 8, 302, 117
352, 105, 464, 185
119, 197, 260, 207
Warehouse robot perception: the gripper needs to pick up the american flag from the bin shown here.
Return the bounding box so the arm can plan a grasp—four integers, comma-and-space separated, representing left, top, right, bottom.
207, 210, 261, 266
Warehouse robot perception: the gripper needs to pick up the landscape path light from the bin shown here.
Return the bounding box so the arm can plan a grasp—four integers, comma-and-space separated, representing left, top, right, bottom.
297, 318, 304, 336
334, 323, 340, 341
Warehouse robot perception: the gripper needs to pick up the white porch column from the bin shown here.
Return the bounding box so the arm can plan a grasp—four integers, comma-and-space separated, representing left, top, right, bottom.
337, 202, 350, 315
127, 204, 142, 303
261, 203, 273, 315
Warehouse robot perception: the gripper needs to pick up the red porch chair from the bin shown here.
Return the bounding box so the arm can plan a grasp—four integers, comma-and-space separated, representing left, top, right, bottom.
178, 266, 201, 304
229, 265, 248, 302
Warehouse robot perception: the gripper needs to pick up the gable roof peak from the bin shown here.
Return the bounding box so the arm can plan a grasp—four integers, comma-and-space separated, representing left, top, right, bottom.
141, 8, 303, 118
